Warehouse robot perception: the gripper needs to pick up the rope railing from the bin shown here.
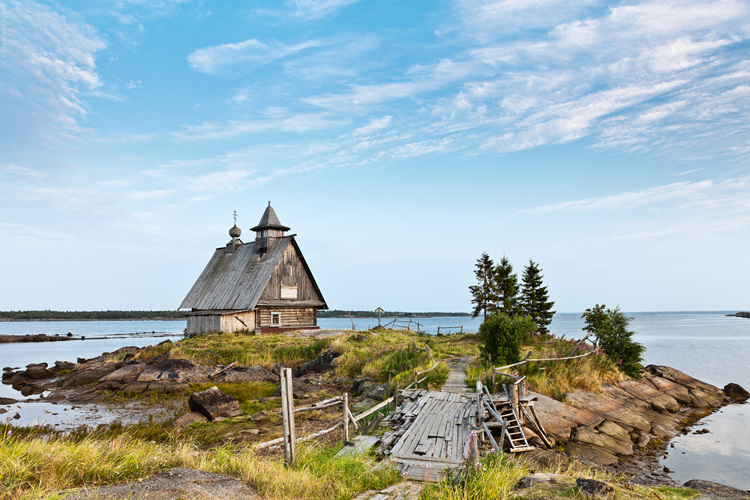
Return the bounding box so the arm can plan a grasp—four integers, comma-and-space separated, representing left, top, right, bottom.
490, 337, 599, 390
403, 361, 441, 390
492, 349, 596, 374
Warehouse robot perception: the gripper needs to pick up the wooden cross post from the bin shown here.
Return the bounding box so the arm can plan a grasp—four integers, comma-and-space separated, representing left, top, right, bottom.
280, 368, 296, 466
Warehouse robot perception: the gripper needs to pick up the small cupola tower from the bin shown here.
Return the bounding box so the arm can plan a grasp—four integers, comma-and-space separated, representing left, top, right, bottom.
251, 202, 290, 255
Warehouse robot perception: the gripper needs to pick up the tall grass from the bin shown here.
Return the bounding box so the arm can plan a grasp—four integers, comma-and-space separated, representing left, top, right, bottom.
422, 451, 700, 500
421, 450, 529, 500
0, 427, 400, 500
466, 334, 624, 401
137, 334, 333, 368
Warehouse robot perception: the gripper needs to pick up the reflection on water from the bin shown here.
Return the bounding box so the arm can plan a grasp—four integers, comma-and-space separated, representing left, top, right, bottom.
1, 400, 176, 431
663, 403, 750, 489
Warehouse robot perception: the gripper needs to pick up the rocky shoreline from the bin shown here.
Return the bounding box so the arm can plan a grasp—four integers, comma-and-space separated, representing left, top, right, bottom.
520, 365, 749, 486
3, 344, 749, 489
0, 333, 78, 343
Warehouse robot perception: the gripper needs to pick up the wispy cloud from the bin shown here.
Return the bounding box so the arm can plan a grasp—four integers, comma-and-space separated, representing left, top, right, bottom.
286, 0, 360, 19
175, 113, 344, 140
353, 116, 392, 135
5, 165, 48, 179
188, 38, 325, 74
430, 0, 750, 157
0, 0, 105, 161
519, 175, 750, 216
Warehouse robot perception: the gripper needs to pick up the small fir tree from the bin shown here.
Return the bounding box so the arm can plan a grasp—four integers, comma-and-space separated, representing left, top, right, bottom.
469, 252, 499, 321
582, 304, 645, 378
520, 260, 556, 334
479, 312, 536, 366
495, 256, 520, 318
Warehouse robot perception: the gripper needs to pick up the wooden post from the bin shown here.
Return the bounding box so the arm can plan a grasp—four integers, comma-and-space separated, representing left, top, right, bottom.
475, 381, 483, 428
461, 325, 463, 334
414, 369, 418, 389
280, 368, 296, 466
343, 392, 349, 443
437, 326, 440, 335
393, 381, 399, 409
492, 368, 495, 387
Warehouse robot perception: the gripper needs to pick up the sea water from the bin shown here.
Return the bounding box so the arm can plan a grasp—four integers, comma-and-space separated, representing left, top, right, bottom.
1, 313, 748, 487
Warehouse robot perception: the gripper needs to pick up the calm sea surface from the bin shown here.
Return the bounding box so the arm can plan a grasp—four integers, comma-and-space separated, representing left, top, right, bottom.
1, 313, 748, 487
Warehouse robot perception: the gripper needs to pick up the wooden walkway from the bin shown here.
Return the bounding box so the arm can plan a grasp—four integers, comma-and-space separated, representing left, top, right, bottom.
441, 356, 471, 394
385, 390, 475, 481
380, 357, 476, 481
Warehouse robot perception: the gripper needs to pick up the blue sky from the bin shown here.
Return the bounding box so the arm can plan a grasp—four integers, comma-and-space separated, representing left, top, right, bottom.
1, 0, 749, 313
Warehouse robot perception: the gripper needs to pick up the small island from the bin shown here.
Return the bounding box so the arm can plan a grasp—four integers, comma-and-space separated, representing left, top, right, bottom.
726, 311, 750, 319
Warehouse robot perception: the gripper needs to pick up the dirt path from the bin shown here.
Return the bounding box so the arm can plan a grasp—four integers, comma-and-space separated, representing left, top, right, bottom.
441, 356, 472, 394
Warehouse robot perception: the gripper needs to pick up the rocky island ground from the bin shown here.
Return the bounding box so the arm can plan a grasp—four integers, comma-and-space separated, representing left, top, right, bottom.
2, 329, 749, 500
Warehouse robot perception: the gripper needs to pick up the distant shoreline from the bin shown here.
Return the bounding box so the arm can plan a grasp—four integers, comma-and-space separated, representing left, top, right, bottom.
0, 318, 186, 322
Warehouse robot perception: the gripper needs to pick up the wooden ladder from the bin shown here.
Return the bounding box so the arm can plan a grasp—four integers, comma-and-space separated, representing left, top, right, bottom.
496, 402, 534, 453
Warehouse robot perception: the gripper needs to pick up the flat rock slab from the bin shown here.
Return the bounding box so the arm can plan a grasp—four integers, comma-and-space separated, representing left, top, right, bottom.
62, 468, 257, 499
683, 480, 750, 500
335, 435, 380, 459
170, 412, 210, 429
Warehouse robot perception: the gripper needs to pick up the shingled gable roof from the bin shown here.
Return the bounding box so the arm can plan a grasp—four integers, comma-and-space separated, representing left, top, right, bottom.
179, 236, 327, 311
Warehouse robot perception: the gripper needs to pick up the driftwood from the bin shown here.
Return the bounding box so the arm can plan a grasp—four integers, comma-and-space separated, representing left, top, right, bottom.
209, 361, 238, 380
294, 400, 342, 413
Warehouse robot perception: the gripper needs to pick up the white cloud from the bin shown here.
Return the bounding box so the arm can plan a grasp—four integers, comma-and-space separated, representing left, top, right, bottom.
0, 1, 106, 160
433, 0, 750, 157
353, 116, 392, 135
127, 190, 175, 200
188, 38, 325, 74
5, 165, 48, 179
287, 0, 359, 19
126, 80, 142, 89
175, 114, 344, 140
519, 175, 750, 215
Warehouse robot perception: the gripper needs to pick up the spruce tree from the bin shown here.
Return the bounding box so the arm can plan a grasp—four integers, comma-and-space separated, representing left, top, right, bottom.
469, 253, 499, 321
495, 256, 520, 318
582, 305, 645, 378
520, 260, 556, 334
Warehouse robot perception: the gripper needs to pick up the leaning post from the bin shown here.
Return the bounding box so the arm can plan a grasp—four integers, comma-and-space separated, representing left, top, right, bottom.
475, 380, 483, 428
343, 392, 350, 443
280, 367, 297, 466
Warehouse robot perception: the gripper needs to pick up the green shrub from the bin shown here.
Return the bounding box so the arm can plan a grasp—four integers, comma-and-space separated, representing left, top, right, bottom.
478, 313, 536, 366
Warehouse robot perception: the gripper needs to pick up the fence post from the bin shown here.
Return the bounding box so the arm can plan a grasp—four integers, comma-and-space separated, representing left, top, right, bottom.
461, 325, 463, 334
393, 381, 399, 409
437, 326, 440, 335
414, 369, 418, 389
343, 392, 349, 443
492, 368, 495, 387
280, 367, 296, 466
